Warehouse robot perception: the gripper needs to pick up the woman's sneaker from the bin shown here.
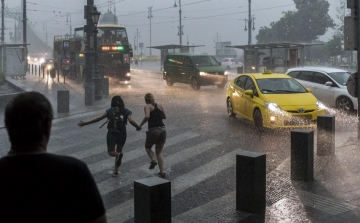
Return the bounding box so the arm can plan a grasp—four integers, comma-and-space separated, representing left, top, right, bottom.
157, 172, 166, 178
149, 161, 157, 169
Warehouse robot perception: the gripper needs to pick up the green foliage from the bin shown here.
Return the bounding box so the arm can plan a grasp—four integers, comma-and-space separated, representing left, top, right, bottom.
326, 34, 343, 57
256, 0, 334, 43
0, 70, 5, 84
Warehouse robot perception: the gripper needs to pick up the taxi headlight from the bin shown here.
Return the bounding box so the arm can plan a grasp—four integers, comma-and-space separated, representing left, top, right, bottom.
199, 71, 206, 76
316, 100, 326, 110
264, 102, 282, 112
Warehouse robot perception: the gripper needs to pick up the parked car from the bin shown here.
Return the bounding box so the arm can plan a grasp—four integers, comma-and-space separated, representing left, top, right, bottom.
286, 67, 357, 112
226, 70, 326, 130
163, 54, 228, 90
221, 58, 243, 69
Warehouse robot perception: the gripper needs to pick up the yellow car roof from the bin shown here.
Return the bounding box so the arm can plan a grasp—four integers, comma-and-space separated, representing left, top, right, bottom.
245, 71, 291, 80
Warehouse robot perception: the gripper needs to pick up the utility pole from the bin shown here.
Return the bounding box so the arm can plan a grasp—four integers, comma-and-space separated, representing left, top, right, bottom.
1, 0, 4, 44
248, 0, 252, 45
148, 7, 153, 55
174, 0, 183, 45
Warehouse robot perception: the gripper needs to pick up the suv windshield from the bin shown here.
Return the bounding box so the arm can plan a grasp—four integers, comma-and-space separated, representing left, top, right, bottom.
327, 72, 351, 86
193, 56, 219, 67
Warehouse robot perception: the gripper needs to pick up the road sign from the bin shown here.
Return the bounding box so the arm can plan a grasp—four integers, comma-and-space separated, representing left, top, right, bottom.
139, 43, 144, 48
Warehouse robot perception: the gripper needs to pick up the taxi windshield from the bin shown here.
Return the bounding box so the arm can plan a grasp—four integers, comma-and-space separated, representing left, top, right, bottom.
257, 78, 307, 94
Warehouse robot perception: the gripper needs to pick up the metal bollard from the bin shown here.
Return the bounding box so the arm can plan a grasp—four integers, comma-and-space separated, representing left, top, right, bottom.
102, 78, 109, 95
317, 115, 335, 156
236, 151, 266, 213
31, 64, 33, 74
134, 177, 171, 223
38, 65, 41, 76
291, 129, 314, 182
57, 90, 69, 113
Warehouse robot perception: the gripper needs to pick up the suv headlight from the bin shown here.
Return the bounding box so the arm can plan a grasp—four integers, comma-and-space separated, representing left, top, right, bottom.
224, 71, 229, 76
264, 102, 282, 112
199, 71, 206, 76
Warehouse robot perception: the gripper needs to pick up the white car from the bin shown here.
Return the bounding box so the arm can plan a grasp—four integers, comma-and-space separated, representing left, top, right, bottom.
221, 58, 243, 69
286, 67, 357, 112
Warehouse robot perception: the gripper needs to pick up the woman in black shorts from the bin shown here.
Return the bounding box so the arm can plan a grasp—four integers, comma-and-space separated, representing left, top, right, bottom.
78, 95, 141, 177
139, 93, 167, 178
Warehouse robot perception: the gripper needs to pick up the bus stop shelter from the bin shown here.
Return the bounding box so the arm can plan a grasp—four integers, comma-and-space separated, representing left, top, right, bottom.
147, 44, 204, 70
227, 42, 323, 73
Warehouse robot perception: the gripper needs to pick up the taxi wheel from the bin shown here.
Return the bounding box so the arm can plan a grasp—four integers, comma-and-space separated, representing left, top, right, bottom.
166, 76, 174, 86
253, 109, 264, 131
227, 98, 236, 117
336, 96, 354, 112
191, 78, 200, 90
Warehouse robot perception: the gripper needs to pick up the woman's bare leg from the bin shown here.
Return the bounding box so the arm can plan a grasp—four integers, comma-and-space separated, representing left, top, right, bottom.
155, 143, 165, 173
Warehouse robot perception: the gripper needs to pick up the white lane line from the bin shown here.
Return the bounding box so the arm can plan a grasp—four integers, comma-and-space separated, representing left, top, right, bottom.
98, 139, 222, 195
106, 149, 242, 223
70, 125, 178, 160
88, 131, 199, 175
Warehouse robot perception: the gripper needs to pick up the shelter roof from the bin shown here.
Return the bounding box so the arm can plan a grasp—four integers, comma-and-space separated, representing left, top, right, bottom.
147, 44, 204, 50
227, 42, 324, 50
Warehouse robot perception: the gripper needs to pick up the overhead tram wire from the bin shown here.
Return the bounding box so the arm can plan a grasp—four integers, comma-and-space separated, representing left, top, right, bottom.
123, 3, 296, 28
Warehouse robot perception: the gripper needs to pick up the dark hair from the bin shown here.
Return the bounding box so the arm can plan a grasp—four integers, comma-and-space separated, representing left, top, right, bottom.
111, 95, 125, 110
5, 91, 53, 149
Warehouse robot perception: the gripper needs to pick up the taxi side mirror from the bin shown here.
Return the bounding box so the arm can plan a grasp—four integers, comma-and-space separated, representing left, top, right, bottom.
244, 89, 253, 95
306, 88, 312, 93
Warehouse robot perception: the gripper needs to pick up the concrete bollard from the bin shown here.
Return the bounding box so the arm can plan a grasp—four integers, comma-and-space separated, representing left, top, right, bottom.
134, 177, 171, 223
57, 90, 69, 113
317, 115, 335, 156
291, 129, 314, 182
236, 151, 266, 213
102, 78, 109, 95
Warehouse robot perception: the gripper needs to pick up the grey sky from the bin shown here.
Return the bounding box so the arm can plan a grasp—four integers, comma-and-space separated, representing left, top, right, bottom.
6, 0, 342, 55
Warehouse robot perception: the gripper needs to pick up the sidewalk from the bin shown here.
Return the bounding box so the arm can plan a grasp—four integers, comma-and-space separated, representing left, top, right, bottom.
3, 67, 360, 222
0, 72, 109, 127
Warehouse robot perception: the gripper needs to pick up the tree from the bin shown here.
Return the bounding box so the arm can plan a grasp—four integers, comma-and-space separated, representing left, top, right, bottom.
256, 0, 334, 43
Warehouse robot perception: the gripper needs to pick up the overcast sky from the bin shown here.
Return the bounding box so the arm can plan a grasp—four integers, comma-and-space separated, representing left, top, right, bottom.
6, 0, 342, 55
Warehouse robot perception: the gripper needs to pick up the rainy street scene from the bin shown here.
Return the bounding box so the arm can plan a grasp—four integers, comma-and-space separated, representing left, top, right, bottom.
1, 0, 360, 222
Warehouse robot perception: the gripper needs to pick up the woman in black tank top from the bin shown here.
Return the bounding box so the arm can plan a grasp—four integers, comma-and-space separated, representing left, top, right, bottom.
139, 93, 167, 178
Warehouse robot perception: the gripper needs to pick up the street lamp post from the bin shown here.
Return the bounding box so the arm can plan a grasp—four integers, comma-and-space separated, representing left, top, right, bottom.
91, 9, 102, 101
174, 0, 183, 46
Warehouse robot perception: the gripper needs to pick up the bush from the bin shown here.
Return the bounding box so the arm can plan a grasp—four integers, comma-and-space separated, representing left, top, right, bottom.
0, 70, 5, 84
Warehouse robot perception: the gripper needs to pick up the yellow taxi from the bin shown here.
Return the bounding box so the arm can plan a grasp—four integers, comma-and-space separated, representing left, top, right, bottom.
226, 71, 326, 130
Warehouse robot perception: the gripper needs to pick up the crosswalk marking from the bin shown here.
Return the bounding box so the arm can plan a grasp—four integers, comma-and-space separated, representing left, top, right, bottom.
97, 139, 222, 195
70, 125, 178, 160
106, 149, 242, 223
87, 131, 199, 175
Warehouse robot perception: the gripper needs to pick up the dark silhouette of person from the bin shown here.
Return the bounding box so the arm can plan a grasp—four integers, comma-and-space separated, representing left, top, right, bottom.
0, 91, 107, 223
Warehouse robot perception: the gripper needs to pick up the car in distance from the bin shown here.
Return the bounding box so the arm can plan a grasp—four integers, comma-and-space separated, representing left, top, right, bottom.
163, 54, 228, 90
286, 67, 357, 112
226, 70, 326, 130
221, 58, 243, 69
44, 58, 54, 70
